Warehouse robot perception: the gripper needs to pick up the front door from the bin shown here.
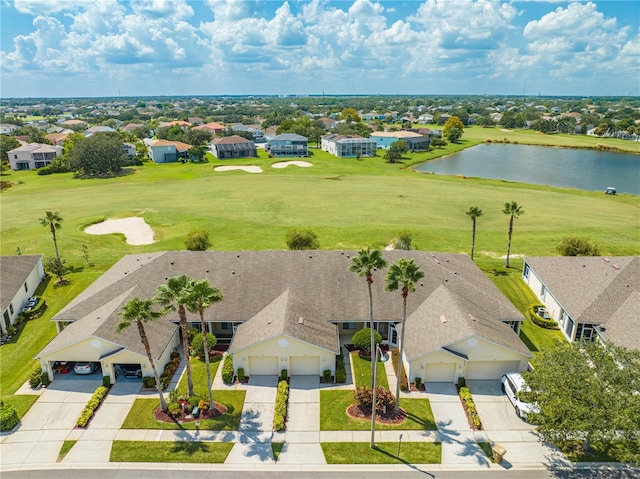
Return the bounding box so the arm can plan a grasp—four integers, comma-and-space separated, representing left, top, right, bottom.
389, 324, 398, 347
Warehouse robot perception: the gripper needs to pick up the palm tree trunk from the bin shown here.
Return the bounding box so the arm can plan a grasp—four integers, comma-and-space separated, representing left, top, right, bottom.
367, 276, 375, 390
138, 321, 167, 412
50, 224, 60, 261
471, 219, 477, 261
179, 306, 194, 397
505, 215, 514, 267
200, 312, 214, 410
395, 289, 408, 409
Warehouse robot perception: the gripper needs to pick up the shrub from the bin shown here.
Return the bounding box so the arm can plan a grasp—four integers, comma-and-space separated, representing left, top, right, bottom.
556, 236, 600, 256
458, 377, 466, 388
354, 386, 395, 414
102, 375, 111, 388
41, 372, 51, 387
285, 229, 319, 250
391, 349, 409, 391
273, 380, 289, 431
29, 366, 42, 388
526, 305, 559, 330
198, 399, 209, 411
168, 402, 181, 416
37, 166, 53, 175
76, 385, 109, 428
190, 332, 217, 358
392, 230, 413, 250
414, 377, 421, 390
459, 386, 482, 430
222, 354, 234, 384
185, 230, 211, 251
335, 353, 347, 383
237, 368, 245, 382
323, 369, 332, 382
158, 353, 182, 390
0, 403, 19, 431
142, 376, 156, 388
352, 328, 382, 355
170, 351, 180, 361
280, 369, 288, 381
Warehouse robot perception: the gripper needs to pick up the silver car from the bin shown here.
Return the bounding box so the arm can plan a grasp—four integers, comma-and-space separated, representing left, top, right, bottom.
73, 362, 99, 375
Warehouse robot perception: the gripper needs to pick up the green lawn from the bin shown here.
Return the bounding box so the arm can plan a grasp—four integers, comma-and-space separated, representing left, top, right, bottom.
321, 442, 441, 464
110, 440, 233, 463
520, 320, 567, 358
58, 440, 77, 462
271, 442, 284, 462
477, 442, 495, 463
320, 390, 436, 431
121, 390, 246, 430
176, 355, 222, 397
350, 352, 389, 389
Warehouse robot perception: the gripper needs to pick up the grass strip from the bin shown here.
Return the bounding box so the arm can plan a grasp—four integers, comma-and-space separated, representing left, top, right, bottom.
271, 442, 284, 462
351, 352, 389, 389
57, 440, 77, 462
477, 441, 495, 463
321, 442, 441, 464
110, 440, 233, 463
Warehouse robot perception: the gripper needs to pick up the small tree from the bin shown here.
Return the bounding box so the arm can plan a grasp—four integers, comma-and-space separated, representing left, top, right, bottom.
465, 206, 483, 261
185, 230, 211, 251
446, 127, 462, 143
384, 140, 406, 163
190, 332, 217, 358
556, 237, 600, 256
391, 230, 412, 250
502, 201, 525, 268
443, 116, 465, 140
285, 229, 319, 250
352, 328, 382, 356
43, 256, 67, 283
40, 211, 63, 261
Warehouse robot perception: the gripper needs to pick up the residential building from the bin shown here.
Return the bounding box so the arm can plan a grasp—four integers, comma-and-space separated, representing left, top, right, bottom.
148, 140, 192, 163
0, 123, 18, 135
194, 122, 225, 135
370, 131, 430, 151
231, 124, 265, 142
321, 134, 376, 158
522, 256, 639, 350
211, 135, 257, 159
1, 255, 45, 335
266, 133, 308, 157
36, 250, 530, 384
8, 143, 63, 170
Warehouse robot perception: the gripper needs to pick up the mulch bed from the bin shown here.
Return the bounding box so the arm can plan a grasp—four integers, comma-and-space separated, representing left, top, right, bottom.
153, 402, 227, 424
346, 404, 407, 425
456, 385, 483, 430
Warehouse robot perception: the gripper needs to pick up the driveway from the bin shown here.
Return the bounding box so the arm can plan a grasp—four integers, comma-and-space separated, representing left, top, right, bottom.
467, 380, 567, 467
425, 382, 489, 466
0, 379, 101, 466
225, 375, 278, 464
278, 375, 325, 465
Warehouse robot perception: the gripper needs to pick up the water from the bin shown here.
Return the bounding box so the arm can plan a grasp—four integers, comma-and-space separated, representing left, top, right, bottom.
413, 143, 640, 195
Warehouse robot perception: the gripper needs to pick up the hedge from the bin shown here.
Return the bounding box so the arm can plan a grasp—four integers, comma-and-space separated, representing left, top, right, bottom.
76, 385, 109, 428
335, 352, 347, 383
222, 354, 234, 384
0, 402, 19, 431
159, 353, 182, 390
526, 304, 560, 330
459, 386, 482, 429
29, 366, 42, 388
273, 380, 289, 431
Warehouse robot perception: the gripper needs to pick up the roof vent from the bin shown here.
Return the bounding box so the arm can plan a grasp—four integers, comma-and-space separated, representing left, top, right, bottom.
267, 317, 273, 324
430, 253, 436, 257
298, 316, 304, 324
237, 254, 240, 258
206, 269, 209, 273
309, 255, 313, 259
440, 315, 447, 324
232, 271, 235, 275
603, 257, 610, 262
612, 264, 620, 270
469, 314, 477, 321
170, 261, 174, 265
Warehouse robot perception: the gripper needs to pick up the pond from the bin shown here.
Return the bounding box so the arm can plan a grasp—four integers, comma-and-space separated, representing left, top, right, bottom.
413, 143, 640, 195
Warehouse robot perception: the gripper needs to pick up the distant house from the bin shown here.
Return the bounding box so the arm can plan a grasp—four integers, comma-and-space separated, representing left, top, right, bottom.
439, 114, 451, 125
59, 119, 88, 129
45, 132, 71, 146
522, 256, 639, 351
370, 131, 430, 151
1, 255, 45, 335
0, 123, 18, 135
361, 111, 382, 122
318, 117, 339, 130
211, 135, 257, 159
266, 133, 308, 157
194, 122, 225, 135
148, 140, 192, 163
120, 123, 145, 133
188, 117, 204, 125
231, 124, 265, 142
158, 120, 191, 130
8, 143, 63, 170
418, 114, 434, 123
321, 134, 376, 158
85, 125, 116, 137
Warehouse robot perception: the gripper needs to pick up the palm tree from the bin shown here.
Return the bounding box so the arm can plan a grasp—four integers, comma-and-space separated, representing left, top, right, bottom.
502, 201, 525, 268
385, 258, 424, 409
117, 297, 167, 412
348, 248, 387, 387
465, 206, 483, 261
156, 275, 194, 397
186, 278, 223, 410
39, 211, 63, 261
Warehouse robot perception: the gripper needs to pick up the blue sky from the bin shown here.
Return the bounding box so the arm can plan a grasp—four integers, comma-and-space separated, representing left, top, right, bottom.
1, 0, 638, 98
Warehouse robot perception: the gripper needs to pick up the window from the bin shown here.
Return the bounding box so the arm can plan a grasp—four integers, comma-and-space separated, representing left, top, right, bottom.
343, 322, 356, 330
523, 264, 530, 280
9, 304, 13, 315
540, 285, 546, 300
24, 282, 28, 292
576, 323, 596, 341
221, 322, 230, 330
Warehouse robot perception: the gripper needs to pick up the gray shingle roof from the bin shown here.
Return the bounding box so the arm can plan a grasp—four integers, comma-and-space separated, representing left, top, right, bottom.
1, 255, 43, 312
525, 256, 639, 349
45, 250, 525, 359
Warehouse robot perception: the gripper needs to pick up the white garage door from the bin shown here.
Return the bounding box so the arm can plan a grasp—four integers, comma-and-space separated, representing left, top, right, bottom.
424, 363, 456, 382
466, 361, 521, 380
290, 356, 320, 376
249, 356, 279, 375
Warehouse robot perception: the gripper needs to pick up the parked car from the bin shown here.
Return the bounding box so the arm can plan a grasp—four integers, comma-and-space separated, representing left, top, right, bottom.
501, 372, 539, 420
120, 364, 142, 378
73, 362, 99, 375
23, 297, 39, 312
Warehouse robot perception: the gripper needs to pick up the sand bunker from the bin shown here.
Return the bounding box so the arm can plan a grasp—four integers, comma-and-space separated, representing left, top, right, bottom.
85, 217, 155, 245
272, 161, 312, 169
214, 165, 263, 173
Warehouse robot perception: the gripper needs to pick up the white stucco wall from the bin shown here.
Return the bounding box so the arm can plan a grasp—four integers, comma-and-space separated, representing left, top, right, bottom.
232, 334, 335, 377
3, 258, 45, 334
524, 266, 571, 340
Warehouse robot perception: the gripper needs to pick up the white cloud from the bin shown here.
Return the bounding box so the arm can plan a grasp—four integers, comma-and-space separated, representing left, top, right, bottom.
131, 0, 194, 19
12, 0, 87, 15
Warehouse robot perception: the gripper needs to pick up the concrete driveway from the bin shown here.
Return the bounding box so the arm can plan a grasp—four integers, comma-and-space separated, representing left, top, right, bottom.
225, 375, 278, 464
425, 382, 489, 466
0, 379, 102, 466
278, 375, 325, 465
467, 380, 566, 467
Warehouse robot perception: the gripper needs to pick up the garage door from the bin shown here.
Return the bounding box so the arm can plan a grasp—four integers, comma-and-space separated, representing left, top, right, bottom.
290, 356, 319, 376
424, 363, 456, 382
466, 361, 521, 380
249, 356, 279, 375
